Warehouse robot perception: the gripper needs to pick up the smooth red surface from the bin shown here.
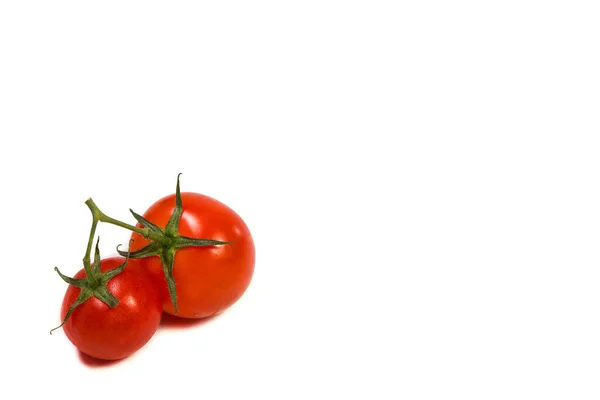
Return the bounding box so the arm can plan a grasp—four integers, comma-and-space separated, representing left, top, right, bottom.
130, 192, 255, 319
60, 257, 162, 361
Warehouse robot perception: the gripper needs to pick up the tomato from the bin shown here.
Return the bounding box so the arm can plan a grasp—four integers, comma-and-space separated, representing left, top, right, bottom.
60, 257, 162, 360
129, 192, 255, 319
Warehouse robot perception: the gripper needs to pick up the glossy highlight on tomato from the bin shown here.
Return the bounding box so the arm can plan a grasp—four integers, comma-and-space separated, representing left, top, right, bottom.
60, 257, 162, 360
129, 192, 255, 319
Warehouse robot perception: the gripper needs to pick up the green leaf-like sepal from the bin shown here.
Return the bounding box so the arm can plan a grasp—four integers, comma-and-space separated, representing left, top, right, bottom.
101, 259, 127, 282
117, 241, 161, 259
54, 266, 88, 289
93, 286, 119, 308
130, 209, 163, 233
174, 236, 232, 249
50, 288, 93, 335
164, 173, 184, 236
90, 237, 102, 283
161, 248, 178, 314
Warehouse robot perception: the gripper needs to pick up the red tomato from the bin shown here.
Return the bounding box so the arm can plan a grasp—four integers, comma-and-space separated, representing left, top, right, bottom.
60, 257, 162, 360
129, 192, 255, 319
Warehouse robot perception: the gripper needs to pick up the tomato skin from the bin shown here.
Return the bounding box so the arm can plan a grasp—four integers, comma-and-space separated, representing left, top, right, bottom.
130, 192, 255, 319
60, 257, 162, 361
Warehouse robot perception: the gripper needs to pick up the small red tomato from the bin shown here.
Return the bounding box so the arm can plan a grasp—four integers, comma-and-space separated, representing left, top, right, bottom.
60, 257, 162, 360
130, 192, 255, 319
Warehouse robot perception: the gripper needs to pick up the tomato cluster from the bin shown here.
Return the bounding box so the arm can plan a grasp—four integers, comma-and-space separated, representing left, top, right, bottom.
51, 176, 255, 361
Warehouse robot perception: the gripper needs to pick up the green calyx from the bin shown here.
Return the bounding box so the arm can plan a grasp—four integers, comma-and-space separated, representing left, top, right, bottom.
50, 238, 128, 335
116, 174, 231, 314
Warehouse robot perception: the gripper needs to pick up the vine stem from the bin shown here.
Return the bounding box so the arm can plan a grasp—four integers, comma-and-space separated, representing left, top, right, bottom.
84, 198, 166, 244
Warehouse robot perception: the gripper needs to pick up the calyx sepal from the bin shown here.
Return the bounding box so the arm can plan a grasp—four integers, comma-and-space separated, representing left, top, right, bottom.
50, 238, 128, 334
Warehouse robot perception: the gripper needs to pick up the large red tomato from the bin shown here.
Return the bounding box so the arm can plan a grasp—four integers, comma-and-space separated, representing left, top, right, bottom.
60, 257, 162, 360
129, 192, 255, 319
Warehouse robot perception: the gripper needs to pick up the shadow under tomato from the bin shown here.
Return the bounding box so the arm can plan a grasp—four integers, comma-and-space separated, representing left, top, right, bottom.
78, 350, 124, 368
159, 312, 222, 330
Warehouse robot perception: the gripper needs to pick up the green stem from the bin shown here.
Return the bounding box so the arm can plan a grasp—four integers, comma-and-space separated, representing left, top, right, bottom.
82, 218, 99, 287
84, 198, 165, 243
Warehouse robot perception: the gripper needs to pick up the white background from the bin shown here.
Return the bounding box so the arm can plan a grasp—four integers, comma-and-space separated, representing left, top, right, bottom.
1, 1, 599, 399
